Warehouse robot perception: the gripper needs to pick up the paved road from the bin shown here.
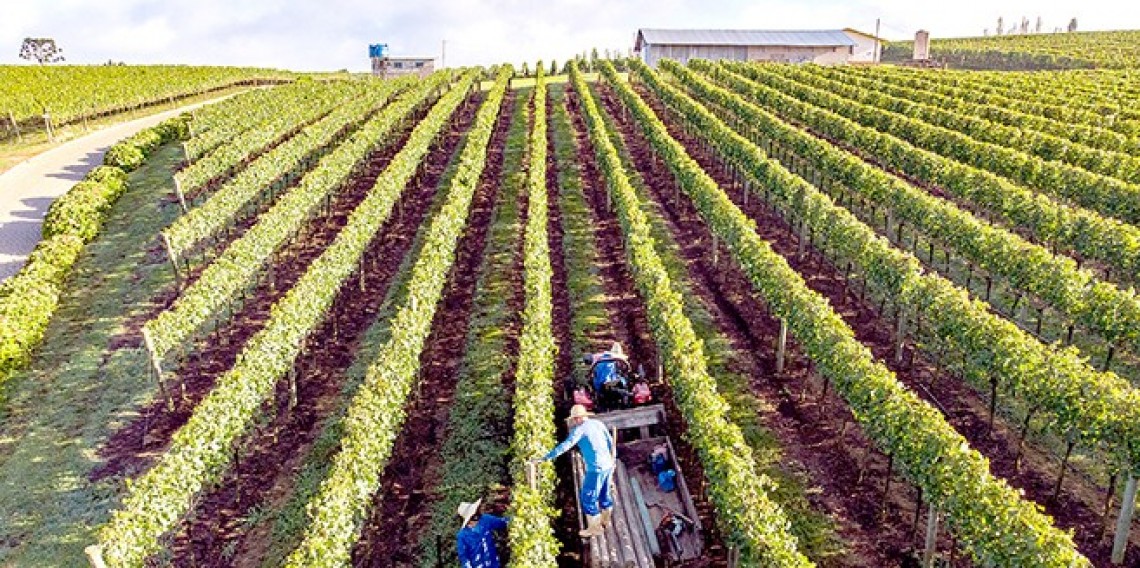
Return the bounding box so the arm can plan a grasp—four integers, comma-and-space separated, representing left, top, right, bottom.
0, 96, 233, 282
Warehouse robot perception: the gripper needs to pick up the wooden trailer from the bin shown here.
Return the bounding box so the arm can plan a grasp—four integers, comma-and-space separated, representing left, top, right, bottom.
570, 404, 703, 567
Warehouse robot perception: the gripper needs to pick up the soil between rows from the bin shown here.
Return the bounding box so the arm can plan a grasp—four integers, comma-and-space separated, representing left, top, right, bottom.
709, 87, 1140, 566
351, 89, 517, 566
152, 91, 486, 567
112, 96, 413, 354
89, 95, 432, 484
632, 80, 1138, 566
596, 81, 910, 566
563, 83, 725, 566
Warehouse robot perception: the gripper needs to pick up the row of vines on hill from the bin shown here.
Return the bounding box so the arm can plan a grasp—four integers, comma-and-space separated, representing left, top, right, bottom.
617, 59, 1089, 565
282, 67, 511, 567
97, 70, 477, 567
571, 61, 813, 566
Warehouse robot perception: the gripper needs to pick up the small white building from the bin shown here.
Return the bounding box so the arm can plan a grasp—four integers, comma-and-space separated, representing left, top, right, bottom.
634, 29, 857, 67
370, 56, 435, 79
842, 28, 885, 63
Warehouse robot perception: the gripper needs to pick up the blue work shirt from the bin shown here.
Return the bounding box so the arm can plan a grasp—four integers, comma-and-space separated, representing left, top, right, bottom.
544, 418, 615, 471
592, 359, 621, 391
457, 514, 508, 568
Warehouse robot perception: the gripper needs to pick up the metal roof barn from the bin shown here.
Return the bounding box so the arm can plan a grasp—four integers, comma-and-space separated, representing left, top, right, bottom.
635, 28, 858, 67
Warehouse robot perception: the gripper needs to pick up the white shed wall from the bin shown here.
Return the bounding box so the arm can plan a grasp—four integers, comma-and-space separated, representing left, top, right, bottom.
642, 43, 850, 67
846, 34, 881, 62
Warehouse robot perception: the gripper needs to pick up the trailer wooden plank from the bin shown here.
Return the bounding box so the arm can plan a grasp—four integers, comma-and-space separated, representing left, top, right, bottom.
615, 459, 655, 565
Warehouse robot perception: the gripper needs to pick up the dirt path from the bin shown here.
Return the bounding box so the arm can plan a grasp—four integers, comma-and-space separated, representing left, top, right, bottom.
562, 83, 725, 566
0, 94, 238, 282
350, 90, 514, 566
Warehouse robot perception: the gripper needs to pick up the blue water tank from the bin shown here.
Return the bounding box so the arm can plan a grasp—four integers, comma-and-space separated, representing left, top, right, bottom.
368, 44, 388, 58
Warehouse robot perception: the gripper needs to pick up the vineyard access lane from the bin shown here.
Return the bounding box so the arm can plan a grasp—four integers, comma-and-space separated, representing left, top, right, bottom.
563, 84, 726, 566
0, 94, 240, 282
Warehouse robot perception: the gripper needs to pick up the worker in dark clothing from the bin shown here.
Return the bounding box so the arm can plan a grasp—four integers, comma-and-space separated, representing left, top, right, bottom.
584, 342, 629, 393
534, 404, 616, 537
456, 498, 508, 568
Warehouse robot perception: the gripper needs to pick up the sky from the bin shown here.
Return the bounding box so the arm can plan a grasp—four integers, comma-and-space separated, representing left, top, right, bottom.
2, 0, 1138, 72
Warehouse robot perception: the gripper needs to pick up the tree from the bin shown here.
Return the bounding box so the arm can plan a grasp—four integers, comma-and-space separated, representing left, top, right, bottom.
521, 61, 530, 78
1068, 17, 1078, 32
549, 60, 557, 75
19, 38, 64, 64
996, 17, 1004, 36
590, 47, 599, 67
1035, 16, 1043, 33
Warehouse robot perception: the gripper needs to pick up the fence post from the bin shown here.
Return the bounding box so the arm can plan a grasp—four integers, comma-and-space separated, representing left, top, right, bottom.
161, 233, 182, 285
895, 310, 907, 364
9, 110, 23, 143
1112, 473, 1138, 564
922, 508, 940, 568
526, 460, 537, 489
43, 110, 54, 142
775, 318, 788, 374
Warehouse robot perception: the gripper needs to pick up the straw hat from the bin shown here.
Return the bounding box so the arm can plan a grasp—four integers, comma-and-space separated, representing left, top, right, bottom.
609, 342, 625, 358
457, 498, 482, 526
569, 404, 594, 419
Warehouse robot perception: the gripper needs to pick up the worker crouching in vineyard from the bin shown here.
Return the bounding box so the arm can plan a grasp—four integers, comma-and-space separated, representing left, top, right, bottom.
533, 404, 617, 537
456, 498, 509, 568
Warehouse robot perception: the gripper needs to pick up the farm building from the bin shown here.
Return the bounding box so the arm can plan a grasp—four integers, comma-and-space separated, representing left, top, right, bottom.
370, 55, 435, 78
634, 28, 882, 66
843, 27, 885, 62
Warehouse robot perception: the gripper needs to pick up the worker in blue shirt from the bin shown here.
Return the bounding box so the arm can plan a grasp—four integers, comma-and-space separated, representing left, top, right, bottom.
585, 342, 629, 393
456, 498, 508, 568
534, 404, 616, 537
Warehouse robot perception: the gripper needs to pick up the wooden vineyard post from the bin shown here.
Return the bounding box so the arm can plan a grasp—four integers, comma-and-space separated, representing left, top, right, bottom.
173, 176, 188, 212
43, 110, 54, 142
161, 233, 182, 286
84, 544, 107, 568
775, 318, 788, 374
895, 309, 907, 365
922, 507, 940, 568
142, 328, 163, 381
8, 110, 23, 143
1112, 473, 1138, 564
526, 460, 537, 489
142, 328, 171, 410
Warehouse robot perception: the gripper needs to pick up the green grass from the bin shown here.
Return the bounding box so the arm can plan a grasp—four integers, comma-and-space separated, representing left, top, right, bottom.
255, 118, 473, 568
417, 86, 531, 568
548, 85, 615, 359
585, 82, 845, 562
0, 143, 184, 566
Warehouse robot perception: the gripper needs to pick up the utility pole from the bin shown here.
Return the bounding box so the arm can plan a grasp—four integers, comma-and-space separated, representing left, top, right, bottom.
874, 18, 881, 63
441, 39, 447, 69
